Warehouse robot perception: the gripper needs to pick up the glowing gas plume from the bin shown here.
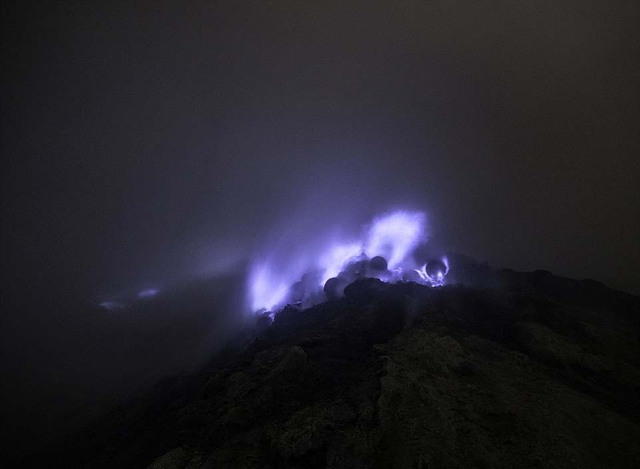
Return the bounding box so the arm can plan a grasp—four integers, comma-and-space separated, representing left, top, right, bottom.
319, 242, 363, 284
248, 209, 447, 313
365, 211, 425, 269
248, 264, 291, 312
415, 256, 449, 286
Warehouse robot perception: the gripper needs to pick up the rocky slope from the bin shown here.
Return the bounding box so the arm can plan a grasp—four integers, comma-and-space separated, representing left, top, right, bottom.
23, 260, 640, 468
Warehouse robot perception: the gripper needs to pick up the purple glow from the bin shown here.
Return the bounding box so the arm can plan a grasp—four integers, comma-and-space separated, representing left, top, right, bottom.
248, 209, 441, 313
415, 256, 449, 286
137, 288, 159, 299
364, 211, 425, 269
99, 301, 126, 311
318, 242, 363, 284
248, 264, 291, 312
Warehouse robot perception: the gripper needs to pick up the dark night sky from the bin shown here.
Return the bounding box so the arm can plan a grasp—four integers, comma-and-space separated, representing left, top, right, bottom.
1, 0, 639, 459
2, 1, 639, 299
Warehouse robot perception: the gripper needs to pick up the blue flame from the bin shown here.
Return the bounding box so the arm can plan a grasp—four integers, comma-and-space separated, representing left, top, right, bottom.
248, 264, 291, 312
364, 211, 425, 269
248, 209, 445, 313
415, 256, 449, 286
319, 242, 363, 284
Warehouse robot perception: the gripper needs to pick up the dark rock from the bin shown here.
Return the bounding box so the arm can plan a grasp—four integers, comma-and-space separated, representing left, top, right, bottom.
324, 277, 349, 299
29, 267, 640, 468
369, 256, 388, 272
146, 448, 188, 469
255, 314, 273, 334
343, 277, 387, 303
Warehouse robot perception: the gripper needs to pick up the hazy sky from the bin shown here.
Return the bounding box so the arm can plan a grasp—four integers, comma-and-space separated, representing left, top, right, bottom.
2, 2, 640, 462
2, 0, 639, 301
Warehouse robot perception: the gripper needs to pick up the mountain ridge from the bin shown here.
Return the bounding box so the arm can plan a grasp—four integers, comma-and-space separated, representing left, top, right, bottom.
19, 259, 640, 468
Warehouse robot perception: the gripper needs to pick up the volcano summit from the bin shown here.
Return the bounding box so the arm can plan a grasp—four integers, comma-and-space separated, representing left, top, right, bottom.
21, 256, 640, 468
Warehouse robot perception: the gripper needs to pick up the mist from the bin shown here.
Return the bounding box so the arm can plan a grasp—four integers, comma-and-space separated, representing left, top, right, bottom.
1, 0, 639, 463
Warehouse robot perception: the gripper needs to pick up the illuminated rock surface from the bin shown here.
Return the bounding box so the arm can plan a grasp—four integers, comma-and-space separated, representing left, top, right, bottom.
23, 259, 640, 468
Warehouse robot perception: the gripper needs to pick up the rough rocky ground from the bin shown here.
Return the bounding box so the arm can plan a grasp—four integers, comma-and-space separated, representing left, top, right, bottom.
21, 260, 640, 468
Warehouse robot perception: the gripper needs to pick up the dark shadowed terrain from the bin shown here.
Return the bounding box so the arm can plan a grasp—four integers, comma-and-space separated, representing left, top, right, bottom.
0, 269, 249, 466
17, 257, 640, 468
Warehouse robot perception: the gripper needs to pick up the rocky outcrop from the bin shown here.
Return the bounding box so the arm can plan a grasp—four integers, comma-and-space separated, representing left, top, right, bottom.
26, 265, 640, 468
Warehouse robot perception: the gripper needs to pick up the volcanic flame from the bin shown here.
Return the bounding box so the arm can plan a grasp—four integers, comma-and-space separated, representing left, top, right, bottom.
318, 242, 363, 284
248, 209, 448, 313
365, 211, 425, 269
415, 256, 449, 286
248, 264, 291, 312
